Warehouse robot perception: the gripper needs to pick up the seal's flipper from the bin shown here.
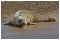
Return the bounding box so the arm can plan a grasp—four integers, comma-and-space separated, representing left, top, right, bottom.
3, 22, 11, 25
48, 18, 56, 22
28, 22, 37, 25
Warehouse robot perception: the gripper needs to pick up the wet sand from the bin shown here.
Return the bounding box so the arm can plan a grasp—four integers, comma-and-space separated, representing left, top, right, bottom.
1, 22, 59, 39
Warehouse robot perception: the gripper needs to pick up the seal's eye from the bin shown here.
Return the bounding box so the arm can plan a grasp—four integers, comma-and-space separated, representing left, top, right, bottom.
18, 19, 25, 25
19, 20, 22, 22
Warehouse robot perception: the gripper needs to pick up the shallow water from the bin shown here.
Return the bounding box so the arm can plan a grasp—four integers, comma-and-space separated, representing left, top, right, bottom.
1, 22, 59, 39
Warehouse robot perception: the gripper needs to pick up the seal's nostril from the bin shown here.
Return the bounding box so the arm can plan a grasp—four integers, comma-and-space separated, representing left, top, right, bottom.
22, 23, 25, 25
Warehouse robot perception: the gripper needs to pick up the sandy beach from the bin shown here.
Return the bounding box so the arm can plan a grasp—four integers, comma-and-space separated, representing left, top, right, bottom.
1, 1, 59, 39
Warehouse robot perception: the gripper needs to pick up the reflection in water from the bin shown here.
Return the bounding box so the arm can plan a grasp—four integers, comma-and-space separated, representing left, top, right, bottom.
1, 22, 59, 39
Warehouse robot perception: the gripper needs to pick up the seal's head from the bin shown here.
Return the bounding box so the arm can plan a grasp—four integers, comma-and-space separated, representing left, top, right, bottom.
17, 16, 25, 25
15, 15, 27, 26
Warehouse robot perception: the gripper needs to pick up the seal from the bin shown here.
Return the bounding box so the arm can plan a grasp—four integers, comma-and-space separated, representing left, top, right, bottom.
3, 10, 56, 26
